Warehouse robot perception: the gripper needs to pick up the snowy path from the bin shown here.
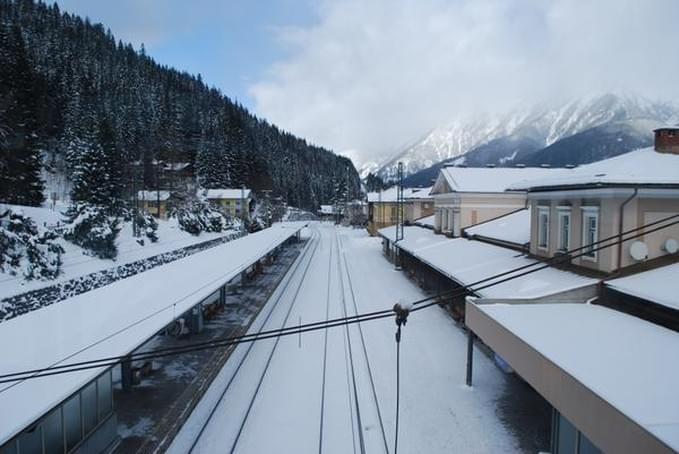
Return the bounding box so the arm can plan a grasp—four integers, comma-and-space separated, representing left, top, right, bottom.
170, 224, 521, 453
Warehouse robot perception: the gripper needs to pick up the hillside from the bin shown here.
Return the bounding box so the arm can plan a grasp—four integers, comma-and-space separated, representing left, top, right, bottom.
0, 0, 359, 210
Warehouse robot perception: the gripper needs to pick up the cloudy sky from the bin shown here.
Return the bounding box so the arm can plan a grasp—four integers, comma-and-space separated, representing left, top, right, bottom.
55, 0, 679, 166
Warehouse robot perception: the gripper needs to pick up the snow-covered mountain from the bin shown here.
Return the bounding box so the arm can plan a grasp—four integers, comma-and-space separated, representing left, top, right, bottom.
378, 93, 679, 181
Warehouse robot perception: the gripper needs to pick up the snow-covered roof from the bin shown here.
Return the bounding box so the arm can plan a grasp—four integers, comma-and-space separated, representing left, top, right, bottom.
163, 162, 191, 171
605, 263, 679, 311
414, 214, 436, 227
367, 186, 432, 203
508, 147, 679, 191
138, 190, 171, 201
319, 205, 334, 214
464, 208, 531, 245
203, 189, 252, 200
407, 186, 433, 200
434, 167, 562, 194
0, 223, 306, 444
477, 302, 679, 452
379, 225, 595, 299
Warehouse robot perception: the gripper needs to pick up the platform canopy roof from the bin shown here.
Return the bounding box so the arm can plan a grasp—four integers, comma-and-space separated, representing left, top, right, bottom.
0, 222, 306, 445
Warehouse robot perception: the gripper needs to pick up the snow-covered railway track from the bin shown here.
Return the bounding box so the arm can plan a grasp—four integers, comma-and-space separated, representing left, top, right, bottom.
182, 227, 322, 453
335, 229, 390, 454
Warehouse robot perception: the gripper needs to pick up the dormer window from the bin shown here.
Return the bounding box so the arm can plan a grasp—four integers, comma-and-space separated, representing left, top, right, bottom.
537, 206, 550, 250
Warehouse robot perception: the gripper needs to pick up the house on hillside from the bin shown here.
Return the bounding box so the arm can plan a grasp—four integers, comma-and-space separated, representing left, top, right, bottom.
318, 205, 337, 221
161, 162, 196, 195
510, 127, 679, 274
138, 190, 171, 219
367, 186, 433, 235
430, 166, 561, 236
203, 188, 253, 221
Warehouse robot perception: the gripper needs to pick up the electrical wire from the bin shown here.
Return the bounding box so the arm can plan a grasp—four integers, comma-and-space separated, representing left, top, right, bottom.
1, 214, 677, 385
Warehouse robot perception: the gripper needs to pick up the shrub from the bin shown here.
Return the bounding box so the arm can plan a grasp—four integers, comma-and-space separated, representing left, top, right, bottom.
63, 203, 120, 259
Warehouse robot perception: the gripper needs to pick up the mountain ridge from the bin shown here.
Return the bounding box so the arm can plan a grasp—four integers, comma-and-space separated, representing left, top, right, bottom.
377, 93, 679, 183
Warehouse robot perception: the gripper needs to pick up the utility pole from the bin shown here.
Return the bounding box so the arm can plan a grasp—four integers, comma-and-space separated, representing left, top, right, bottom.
155, 159, 163, 218
241, 185, 247, 234
395, 162, 404, 270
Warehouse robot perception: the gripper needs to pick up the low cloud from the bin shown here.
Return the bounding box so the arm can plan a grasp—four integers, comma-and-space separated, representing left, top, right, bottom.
250, 0, 679, 165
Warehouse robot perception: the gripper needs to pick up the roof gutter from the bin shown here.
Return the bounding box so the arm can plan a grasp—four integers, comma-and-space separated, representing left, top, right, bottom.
617, 188, 638, 271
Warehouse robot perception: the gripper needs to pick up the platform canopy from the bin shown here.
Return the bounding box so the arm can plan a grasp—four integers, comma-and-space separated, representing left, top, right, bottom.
0, 222, 306, 445
467, 302, 679, 453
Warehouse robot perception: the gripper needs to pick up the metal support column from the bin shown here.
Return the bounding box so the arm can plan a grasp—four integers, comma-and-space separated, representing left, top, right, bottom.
121, 355, 133, 391
466, 330, 474, 387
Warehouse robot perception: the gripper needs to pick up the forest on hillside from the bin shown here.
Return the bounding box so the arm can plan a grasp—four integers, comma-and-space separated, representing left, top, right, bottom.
0, 0, 360, 211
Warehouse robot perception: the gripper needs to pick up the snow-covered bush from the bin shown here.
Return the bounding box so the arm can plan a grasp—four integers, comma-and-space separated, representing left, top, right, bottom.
135, 212, 159, 243
0, 209, 64, 280
172, 200, 227, 235
63, 203, 120, 259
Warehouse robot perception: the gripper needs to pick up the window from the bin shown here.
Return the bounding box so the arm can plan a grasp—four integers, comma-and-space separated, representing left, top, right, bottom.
63, 394, 82, 451
537, 207, 550, 250
555, 412, 576, 454
43, 409, 64, 454
97, 371, 113, 419
557, 209, 571, 251
0, 440, 17, 454
18, 426, 42, 453
82, 381, 97, 434
582, 208, 599, 260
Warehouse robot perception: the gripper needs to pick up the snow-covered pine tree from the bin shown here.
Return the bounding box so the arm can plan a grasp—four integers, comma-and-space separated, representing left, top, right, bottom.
0, 23, 45, 206
0, 208, 63, 280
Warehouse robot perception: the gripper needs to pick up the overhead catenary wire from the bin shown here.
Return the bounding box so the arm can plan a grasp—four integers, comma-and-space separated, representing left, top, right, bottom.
187, 227, 322, 452
1, 214, 678, 385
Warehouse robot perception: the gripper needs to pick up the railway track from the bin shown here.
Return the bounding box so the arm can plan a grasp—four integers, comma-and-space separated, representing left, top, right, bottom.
184, 227, 322, 453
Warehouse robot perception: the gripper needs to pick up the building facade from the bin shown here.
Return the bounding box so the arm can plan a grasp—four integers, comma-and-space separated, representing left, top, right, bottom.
367, 187, 433, 235
203, 188, 253, 221
430, 166, 560, 236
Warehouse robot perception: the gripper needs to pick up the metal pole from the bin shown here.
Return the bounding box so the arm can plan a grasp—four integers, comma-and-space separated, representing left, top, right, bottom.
241, 185, 246, 234
466, 330, 474, 387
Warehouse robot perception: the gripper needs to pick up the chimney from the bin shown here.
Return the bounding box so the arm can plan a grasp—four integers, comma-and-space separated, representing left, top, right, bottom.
654, 127, 679, 154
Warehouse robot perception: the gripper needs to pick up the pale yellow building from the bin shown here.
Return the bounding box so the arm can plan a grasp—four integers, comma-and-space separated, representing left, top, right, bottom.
430, 166, 561, 236
203, 188, 253, 220
137, 190, 171, 218
512, 133, 679, 274
367, 187, 433, 235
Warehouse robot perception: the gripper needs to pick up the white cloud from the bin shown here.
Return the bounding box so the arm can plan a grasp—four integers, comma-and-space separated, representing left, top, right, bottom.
250, 0, 679, 165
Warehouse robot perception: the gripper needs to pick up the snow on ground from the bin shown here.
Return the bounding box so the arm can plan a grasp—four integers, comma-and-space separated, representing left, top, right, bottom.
464, 208, 530, 246
605, 263, 679, 310
171, 224, 521, 453
0, 203, 232, 298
